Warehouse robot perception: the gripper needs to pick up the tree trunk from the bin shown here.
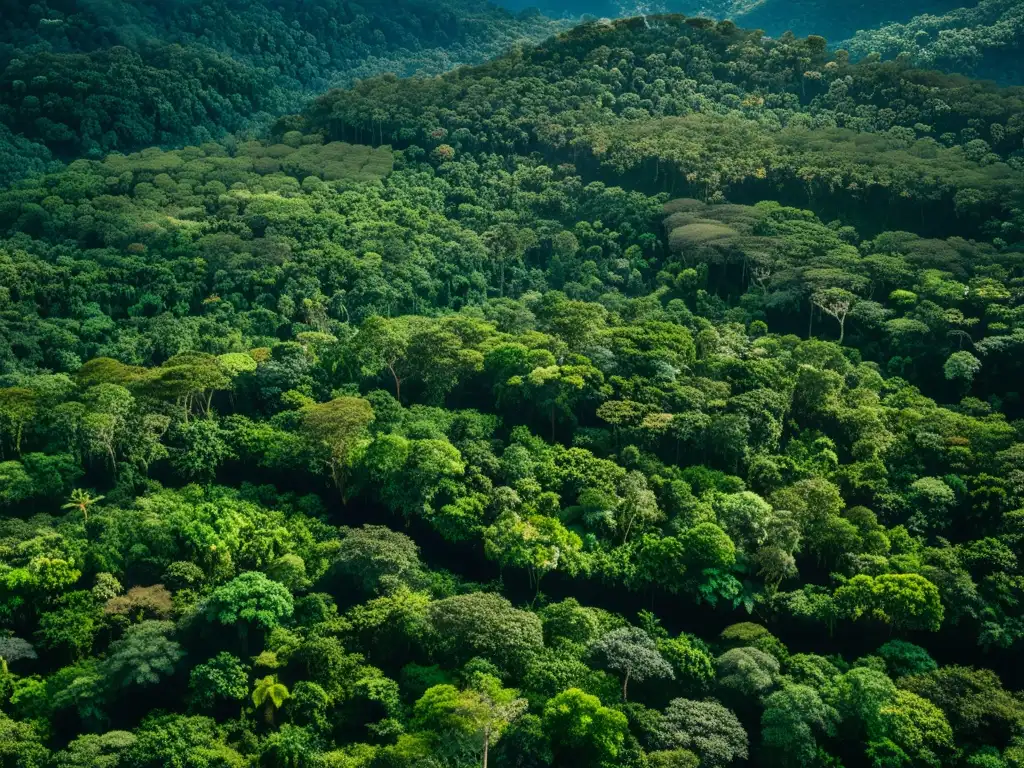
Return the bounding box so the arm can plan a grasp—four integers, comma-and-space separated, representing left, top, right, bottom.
482, 728, 490, 768
838, 316, 846, 345
622, 514, 635, 545
389, 365, 402, 402
622, 668, 631, 702
331, 460, 347, 500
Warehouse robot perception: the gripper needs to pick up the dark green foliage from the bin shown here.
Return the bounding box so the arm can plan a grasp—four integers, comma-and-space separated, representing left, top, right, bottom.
310, 15, 1024, 237
427, 592, 545, 672
2, 5, 1024, 768
847, 0, 1024, 83
0, 0, 567, 184
660, 698, 749, 768
188, 652, 249, 711
333, 524, 426, 596
736, 0, 966, 42
102, 620, 184, 689
877, 639, 938, 678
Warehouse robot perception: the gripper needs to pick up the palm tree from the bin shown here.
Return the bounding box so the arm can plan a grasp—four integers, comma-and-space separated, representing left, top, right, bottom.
252, 675, 289, 725
62, 488, 105, 523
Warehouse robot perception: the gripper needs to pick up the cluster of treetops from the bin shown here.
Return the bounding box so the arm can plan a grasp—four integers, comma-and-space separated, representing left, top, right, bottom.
444, 0, 1024, 85
717, 0, 1023, 81
305, 16, 1024, 241
0, 0, 567, 185
499, 0, 962, 46
844, 0, 1024, 85
1, 7, 1024, 768
2, 0, 1023, 187
6, 479, 1024, 768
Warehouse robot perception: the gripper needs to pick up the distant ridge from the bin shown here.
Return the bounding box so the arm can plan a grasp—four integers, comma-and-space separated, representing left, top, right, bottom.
0, 0, 568, 185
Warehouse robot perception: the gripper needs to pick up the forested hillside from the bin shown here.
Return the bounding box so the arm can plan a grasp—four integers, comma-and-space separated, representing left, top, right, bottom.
690, 0, 1024, 79
2, 9, 1024, 768
734, 0, 967, 42
846, 0, 1024, 84
0, 0, 566, 185
493, 0, 1024, 85
495, 0, 958, 37
310, 16, 1024, 239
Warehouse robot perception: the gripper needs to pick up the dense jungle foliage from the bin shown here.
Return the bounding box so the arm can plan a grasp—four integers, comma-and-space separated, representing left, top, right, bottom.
494, 0, 1024, 86
845, 0, 1024, 84
733, 0, 969, 45
308, 16, 1024, 239
2, 5, 1024, 768
711, 0, 1024, 85
0, 0, 566, 185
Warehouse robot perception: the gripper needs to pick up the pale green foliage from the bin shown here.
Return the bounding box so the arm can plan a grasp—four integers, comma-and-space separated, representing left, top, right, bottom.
589, 626, 674, 701
52, 730, 136, 768
716, 646, 781, 699
299, 396, 374, 492
427, 593, 544, 672
412, 674, 527, 762
660, 698, 749, 768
